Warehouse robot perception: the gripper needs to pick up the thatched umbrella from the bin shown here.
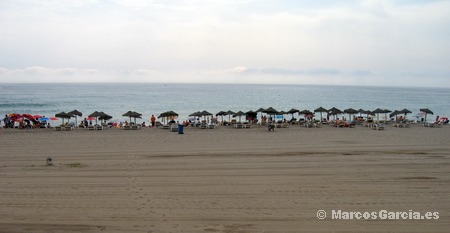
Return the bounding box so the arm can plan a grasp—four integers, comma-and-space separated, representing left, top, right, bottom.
262, 107, 279, 122
98, 113, 113, 123
55, 112, 72, 125
129, 111, 143, 124
419, 108, 433, 122
314, 107, 328, 122
189, 111, 202, 117
390, 110, 402, 122
255, 107, 265, 122
344, 108, 358, 121
224, 110, 236, 122
158, 111, 178, 124
328, 107, 343, 120
198, 110, 213, 122
372, 108, 387, 123
216, 111, 226, 122
233, 111, 246, 123
287, 108, 299, 120
399, 108, 412, 119
68, 110, 82, 126
122, 111, 134, 122
88, 111, 105, 125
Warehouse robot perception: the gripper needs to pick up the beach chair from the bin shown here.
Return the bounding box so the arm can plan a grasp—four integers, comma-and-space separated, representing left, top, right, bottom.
268, 124, 275, 131
55, 126, 63, 131
208, 124, 215, 129
123, 125, 131, 130
372, 124, 385, 130
132, 125, 140, 130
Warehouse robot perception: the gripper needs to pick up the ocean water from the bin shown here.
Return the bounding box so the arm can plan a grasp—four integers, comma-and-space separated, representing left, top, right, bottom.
1, 83, 449, 123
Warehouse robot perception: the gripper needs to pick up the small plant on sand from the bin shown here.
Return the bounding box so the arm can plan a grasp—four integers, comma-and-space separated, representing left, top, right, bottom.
64, 162, 85, 168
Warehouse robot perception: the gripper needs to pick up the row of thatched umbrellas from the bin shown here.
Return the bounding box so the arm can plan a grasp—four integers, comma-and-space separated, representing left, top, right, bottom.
53, 107, 435, 125
204, 107, 436, 123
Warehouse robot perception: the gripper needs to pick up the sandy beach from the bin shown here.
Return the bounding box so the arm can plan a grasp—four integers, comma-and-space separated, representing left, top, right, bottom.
0, 124, 449, 232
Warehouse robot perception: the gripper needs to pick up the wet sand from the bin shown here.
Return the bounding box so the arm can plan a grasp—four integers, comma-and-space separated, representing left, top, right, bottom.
0, 124, 449, 232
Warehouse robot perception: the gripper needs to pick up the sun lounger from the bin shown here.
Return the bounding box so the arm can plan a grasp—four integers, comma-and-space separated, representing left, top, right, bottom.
372, 124, 385, 130
208, 124, 215, 129
55, 126, 63, 131
162, 125, 170, 130
65, 126, 73, 131
132, 125, 140, 130
171, 127, 178, 132
268, 124, 275, 131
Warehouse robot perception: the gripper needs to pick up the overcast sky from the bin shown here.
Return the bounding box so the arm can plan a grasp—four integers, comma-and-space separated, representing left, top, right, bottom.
1, 0, 449, 87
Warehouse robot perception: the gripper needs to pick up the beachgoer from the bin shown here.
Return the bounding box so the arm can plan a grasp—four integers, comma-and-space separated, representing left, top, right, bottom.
151, 115, 156, 127
3, 115, 10, 128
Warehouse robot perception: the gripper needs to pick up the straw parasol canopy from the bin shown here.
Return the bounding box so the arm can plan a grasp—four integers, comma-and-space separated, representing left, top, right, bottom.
68, 110, 82, 117
215, 111, 227, 122
98, 113, 112, 122
189, 111, 202, 117
287, 108, 299, 118
198, 110, 213, 122
123, 111, 142, 124
255, 107, 265, 121
399, 108, 412, 118
233, 111, 246, 122
68, 110, 82, 126
299, 109, 313, 115
372, 108, 386, 123
88, 111, 107, 124
224, 110, 236, 122
314, 107, 328, 122
263, 107, 279, 115
328, 107, 343, 120
157, 111, 177, 124
216, 111, 226, 116
390, 110, 401, 118
55, 112, 73, 125
199, 110, 212, 116
419, 108, 433, 122
344, 108, 359, 121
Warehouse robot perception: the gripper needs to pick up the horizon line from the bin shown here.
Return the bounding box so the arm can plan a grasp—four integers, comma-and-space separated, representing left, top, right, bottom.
0, 82, 448, 89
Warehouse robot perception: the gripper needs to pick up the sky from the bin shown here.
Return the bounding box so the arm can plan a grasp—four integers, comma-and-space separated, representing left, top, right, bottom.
1, 0, 449, 87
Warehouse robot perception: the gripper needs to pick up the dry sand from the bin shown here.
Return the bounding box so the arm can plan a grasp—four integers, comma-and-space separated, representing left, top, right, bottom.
0, 124, 449, 232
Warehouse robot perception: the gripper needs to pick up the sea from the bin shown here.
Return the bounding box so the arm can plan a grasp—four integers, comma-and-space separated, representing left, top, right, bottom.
1, 83, 449, 124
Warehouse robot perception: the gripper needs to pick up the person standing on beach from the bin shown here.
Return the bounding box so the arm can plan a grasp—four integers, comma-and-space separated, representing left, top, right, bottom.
151, 115, 156, 127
